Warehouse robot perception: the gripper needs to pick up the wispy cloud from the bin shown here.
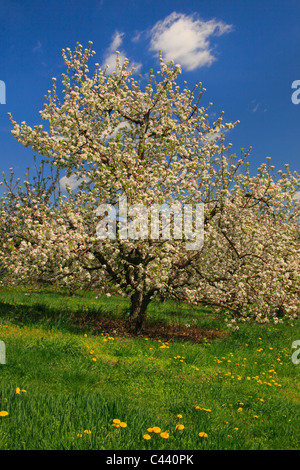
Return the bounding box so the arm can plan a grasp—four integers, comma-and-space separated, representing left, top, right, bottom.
32, 40, 42, 54
251, 101, 267, 113
149, 12, 232, 71
102, 31, 142, 73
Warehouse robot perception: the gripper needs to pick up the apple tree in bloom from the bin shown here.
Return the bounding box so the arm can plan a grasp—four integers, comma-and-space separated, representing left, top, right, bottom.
0, 42, 299, 331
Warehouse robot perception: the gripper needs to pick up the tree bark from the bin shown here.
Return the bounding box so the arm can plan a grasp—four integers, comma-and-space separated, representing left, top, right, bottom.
128, 289, 152, 333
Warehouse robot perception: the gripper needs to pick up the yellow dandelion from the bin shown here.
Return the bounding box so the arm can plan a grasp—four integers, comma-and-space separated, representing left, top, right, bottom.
152, 426, 161, 433
175, 424, 184, 430
143, 434, 151, 440
0, 411, 8, 417
16, 387, 20, 394
177, 414, 183, 419
83, 429, 91, 434
120, 422, 127, 428
160, 431, 169, 439
198, 432, 208, 438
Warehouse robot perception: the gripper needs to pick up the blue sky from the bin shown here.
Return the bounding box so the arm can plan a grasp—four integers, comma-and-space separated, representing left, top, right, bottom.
0, 0, 299, 185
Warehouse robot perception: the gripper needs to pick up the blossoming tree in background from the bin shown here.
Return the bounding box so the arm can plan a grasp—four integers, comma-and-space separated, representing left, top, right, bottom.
0, 42, 299, 331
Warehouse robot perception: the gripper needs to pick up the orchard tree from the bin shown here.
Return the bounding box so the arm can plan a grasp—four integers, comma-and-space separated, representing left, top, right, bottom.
0, 42, 299, 331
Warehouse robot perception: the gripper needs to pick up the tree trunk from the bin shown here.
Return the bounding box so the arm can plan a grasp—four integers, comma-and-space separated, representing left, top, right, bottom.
128, 289, 152, 333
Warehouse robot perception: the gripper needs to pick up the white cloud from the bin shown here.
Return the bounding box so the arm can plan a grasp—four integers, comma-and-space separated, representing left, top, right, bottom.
149, 12, 232, 70
101, 121, 131, 140
59, 174, 87, 191
102, 31, 142, 73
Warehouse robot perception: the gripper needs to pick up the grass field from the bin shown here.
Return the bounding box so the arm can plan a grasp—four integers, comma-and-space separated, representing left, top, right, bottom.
0, 286, 299, 450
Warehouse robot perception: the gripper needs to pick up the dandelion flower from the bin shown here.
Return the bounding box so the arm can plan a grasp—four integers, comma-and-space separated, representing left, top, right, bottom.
143, 434, 151, 440
120, 422, 127, 428
177, 414, 183, 419
176, 424, 184, 430
16, 387, 20, 394
0, 411, 8, 417
83, 429, 91, 434
113, 419, 121, 424
160, 431, 169, 439
152, 426, 161, 433
198, 432, 208, 438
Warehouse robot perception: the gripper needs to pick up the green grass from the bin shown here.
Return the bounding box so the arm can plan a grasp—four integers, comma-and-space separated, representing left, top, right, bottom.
0, 286, 299, 450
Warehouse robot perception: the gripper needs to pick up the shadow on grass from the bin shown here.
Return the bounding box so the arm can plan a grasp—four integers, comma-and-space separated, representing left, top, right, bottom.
0, 293, 227, 344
